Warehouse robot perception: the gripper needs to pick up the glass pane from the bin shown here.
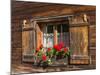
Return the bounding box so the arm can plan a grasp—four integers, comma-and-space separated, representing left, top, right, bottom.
63, 32, 69, 47
43, 33, 47, 48
47, 33, 54, 48
57, 24, 61, 33
43, 25, 54, 48
57, 24, 69, 47
62, 24, 69, 32
47, 25, 53, 33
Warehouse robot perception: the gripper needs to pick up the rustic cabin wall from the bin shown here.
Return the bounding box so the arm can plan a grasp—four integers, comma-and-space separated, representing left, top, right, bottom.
12, 1, 34, 65
12, 1, 96, 73
88, 13, 96, 65
11, 14, 96, 65
11, 17, 22, 64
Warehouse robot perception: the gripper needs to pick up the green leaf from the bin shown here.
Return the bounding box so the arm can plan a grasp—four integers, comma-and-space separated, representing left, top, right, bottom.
37, 51, 42, 57
47, 59, 52, 65
32, 49, 35, 53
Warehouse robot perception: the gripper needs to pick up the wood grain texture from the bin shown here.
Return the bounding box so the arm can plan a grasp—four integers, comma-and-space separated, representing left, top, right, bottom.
11, 1, 96, 68
22, 23, 35, 55
70, 26, 89, 64
12, 1, 96, 17
36, 24, 43, 48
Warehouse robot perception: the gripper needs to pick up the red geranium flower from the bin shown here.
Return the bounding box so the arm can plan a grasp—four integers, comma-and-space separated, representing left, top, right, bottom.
48, 48, 51, 52
54, 45, 61, 52
53, 45, 57, 49
64, 47, 68, 53
36, 48, 40, 52
42, 54, 47, 61
59, 42, 64, 49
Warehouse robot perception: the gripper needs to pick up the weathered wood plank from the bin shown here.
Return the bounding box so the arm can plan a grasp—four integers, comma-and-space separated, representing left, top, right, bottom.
89, 25, 96, 47
70, 26, 89, 64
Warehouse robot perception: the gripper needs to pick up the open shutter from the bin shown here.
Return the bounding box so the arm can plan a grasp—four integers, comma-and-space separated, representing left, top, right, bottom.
69, 26, 89, 64
36, 24, 43, 48
22, 20, 37, 62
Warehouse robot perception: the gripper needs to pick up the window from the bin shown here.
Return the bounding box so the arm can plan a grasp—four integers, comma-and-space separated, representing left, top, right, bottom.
22, 17, 89, 65
43, 24, 69, 48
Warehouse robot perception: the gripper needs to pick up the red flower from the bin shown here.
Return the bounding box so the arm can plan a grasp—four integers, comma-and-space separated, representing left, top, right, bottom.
48, 48, 51, 52
53, 45, 57, 49
59, 42, 64, 48
64, 47, 68, 53
53, 45, 61, 52
36, 48, 40, 52
40, 44, 43, 49
42, 54, 47, 61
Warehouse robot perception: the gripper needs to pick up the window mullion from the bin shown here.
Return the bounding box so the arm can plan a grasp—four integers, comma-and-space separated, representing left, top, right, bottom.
54, 25, 57, 45
61, 24, 63, 43
46, 24, 47, 48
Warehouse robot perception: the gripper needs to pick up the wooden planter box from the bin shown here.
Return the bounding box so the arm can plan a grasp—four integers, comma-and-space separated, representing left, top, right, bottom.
23, 54, 68, 67
33, 57, 68, 67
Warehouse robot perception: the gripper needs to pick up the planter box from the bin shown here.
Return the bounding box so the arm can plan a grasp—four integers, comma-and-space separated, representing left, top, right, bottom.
32, 57, 68, 67
50, 57, 68, 66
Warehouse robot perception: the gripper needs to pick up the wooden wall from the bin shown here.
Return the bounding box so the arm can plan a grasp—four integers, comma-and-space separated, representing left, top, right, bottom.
11, 1, 96, 73
11, 17, 22, 64
88, 13, 96, 65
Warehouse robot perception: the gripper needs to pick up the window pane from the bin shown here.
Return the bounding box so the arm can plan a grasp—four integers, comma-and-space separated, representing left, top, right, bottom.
57, 24, 61, 33
43, 24, 69, 48
43, 33, 47, 48
47, 33, 54, 48
47, 25, 53, 33
57, 24, 69, 47
63, 32, 69, 47
62, 24, 69, 32
43, 25, 54, 48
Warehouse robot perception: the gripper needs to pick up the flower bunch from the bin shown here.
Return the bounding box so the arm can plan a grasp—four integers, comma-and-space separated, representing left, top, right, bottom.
32, 42, 70, 66
53, 42, 64, 52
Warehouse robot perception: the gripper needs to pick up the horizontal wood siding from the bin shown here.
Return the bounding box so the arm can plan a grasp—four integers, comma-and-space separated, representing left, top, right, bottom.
11, 19, 22, 64
11, 1, 96, 72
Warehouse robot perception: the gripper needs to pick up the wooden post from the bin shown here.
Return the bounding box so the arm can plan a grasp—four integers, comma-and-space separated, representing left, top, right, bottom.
54, 26, 58, 45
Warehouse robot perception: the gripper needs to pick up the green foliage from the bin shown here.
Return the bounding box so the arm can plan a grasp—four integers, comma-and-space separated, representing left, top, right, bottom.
33, 46, 70, 65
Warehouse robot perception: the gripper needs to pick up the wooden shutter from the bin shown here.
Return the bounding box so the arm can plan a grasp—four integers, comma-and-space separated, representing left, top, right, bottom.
69, 26, 89, 64
36, 24, 43, 48
22, 20, 37, 62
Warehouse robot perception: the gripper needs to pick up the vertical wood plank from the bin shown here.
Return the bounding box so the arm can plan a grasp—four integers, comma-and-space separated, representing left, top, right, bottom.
36, 24, 43, 48
54, 30, 58, 45
70, 26, 89, 64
